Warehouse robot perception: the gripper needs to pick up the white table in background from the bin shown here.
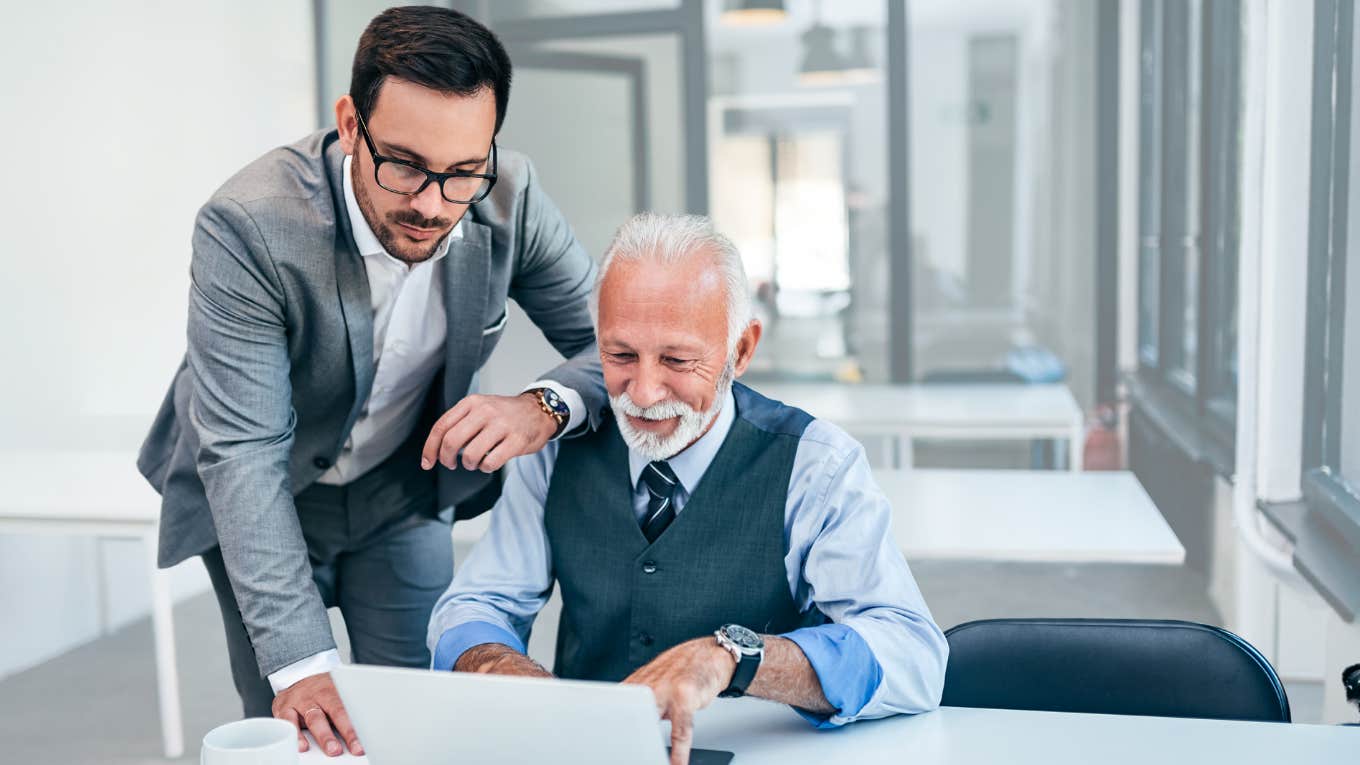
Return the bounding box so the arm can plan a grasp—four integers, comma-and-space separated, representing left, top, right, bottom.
299, 698, 1357, 764
0, 450, 182, 758
758, 382, 1085, 470
881, 469, 1184, 564
454, 469, 1185, 566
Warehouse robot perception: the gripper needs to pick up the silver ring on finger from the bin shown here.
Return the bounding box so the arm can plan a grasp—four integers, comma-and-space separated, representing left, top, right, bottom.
302, 706, 324, 717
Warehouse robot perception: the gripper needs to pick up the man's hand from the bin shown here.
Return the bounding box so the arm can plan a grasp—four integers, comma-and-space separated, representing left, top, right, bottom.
623, 638, 736, 765
271, 672, 362, 757
454, 642, 555, 678
421, 393, 557, 473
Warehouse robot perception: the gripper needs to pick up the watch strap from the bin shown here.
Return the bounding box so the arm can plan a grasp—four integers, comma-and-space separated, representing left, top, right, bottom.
719, 650, 760, 698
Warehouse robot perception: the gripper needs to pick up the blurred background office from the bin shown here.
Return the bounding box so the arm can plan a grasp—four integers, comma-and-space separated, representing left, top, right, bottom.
2, 0, 1359, 761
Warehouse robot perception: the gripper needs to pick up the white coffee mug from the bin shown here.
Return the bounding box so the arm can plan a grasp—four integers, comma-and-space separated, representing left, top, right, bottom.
201, 718, 298, 765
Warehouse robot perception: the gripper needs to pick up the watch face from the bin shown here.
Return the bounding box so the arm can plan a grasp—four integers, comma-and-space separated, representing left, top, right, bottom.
541, 388, 568, 414
721, 624, 762, 650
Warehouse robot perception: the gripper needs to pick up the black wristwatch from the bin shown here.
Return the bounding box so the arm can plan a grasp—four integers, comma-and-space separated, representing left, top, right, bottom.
525, 387, 570, 438
714, 624, 764, 698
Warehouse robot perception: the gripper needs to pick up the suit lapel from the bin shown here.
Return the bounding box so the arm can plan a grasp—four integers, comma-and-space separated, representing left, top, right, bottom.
442, 218, 491, 408
325, 140, 376, 434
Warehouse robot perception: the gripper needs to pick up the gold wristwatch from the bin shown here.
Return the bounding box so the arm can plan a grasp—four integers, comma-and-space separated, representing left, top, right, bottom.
526, 387, 570, 437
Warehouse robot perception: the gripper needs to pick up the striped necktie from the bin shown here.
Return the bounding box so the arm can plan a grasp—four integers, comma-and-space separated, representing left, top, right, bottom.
639, 460, 679, 543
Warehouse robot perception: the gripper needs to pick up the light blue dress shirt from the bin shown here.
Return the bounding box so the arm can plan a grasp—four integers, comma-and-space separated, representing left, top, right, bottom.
426, 387, 948, 726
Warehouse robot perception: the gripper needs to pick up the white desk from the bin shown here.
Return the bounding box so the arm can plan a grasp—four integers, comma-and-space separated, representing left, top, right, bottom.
758, 382, 1085, 470
299, 699, 1358, 764
454, 469, 1184, 566
882, 469, 1184, 564
0, 450, 182, 758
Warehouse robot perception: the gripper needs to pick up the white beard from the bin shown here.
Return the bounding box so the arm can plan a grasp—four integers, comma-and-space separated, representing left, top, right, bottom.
610, 363, 735, 462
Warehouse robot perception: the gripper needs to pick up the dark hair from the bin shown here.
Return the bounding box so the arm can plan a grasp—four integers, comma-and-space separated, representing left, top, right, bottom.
350, 6, 513, 132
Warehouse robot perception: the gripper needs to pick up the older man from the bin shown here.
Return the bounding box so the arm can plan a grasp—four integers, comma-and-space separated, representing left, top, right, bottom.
426, 213, 947, 764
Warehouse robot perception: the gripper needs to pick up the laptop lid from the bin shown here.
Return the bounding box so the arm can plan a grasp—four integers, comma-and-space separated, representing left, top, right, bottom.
332, 664, 670, 765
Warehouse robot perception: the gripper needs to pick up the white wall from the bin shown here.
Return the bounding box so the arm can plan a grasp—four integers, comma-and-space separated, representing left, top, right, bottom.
0, 0, 316, 679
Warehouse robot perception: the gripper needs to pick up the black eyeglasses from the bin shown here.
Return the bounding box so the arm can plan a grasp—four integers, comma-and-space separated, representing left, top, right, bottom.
354, 110, 498, 205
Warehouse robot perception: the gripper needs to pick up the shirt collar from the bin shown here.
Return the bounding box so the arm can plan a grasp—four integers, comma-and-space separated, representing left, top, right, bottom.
627, 386, 737, 495
342, 154, 461, 265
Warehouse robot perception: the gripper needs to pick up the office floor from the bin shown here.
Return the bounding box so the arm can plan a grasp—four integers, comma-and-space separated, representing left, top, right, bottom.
0, 554, 1326, 764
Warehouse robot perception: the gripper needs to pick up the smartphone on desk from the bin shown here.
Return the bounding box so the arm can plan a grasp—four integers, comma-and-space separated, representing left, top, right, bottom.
672, 748, 735, 765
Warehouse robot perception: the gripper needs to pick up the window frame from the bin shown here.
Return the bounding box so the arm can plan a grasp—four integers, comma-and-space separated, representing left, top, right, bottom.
1132, 0, 1242, 474
1293, 0, 1360, 620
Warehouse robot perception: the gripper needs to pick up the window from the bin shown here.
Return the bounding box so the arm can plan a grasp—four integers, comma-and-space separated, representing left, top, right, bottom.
1137, 0, 1163, 369
1201, 0, 1243, 427
707, 4, 886, 383
1132, 0, 1241, 471
1297, 0, 1360, 619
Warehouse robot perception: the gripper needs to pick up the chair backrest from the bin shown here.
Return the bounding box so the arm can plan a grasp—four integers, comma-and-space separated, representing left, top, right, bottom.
942, 618, 1291, 722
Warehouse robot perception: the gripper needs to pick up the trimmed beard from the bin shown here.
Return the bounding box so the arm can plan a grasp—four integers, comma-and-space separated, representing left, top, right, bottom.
351, 153, 452, 264
610, 358, 736, 462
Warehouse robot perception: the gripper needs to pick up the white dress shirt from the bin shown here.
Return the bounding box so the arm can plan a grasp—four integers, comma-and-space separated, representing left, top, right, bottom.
268, 154, 585, 693
314, 155, 459, 486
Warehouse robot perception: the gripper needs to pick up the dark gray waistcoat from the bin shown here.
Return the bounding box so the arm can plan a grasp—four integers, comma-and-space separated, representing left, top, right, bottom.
543, 382, 823, 681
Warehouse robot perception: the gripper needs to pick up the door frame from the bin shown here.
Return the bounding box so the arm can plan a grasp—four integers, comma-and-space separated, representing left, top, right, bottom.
508, 48, 652, 212
462, 0, 709, 214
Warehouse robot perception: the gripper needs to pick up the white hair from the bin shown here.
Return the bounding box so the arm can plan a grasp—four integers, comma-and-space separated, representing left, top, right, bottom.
595, 212, 752, 355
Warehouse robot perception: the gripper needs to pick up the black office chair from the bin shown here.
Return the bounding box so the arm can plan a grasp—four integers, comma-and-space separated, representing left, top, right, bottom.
942, 618, 1291, 722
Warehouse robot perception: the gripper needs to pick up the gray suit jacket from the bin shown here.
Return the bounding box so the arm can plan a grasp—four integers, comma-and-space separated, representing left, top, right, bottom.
137, 129, 605, 675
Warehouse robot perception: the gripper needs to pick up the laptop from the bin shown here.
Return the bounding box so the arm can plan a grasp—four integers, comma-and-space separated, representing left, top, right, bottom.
332, 664, 735, 764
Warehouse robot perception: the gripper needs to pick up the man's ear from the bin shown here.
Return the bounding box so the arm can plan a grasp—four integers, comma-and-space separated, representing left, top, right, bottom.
731, 319, 763, 378
335, 95, 359, 155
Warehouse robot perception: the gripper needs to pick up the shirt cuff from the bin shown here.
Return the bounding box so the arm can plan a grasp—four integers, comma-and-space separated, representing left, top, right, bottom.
267, 648, 342, 694
523, 380, 586, 438
781, 624, 884, 728
432, 621, 528, 672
